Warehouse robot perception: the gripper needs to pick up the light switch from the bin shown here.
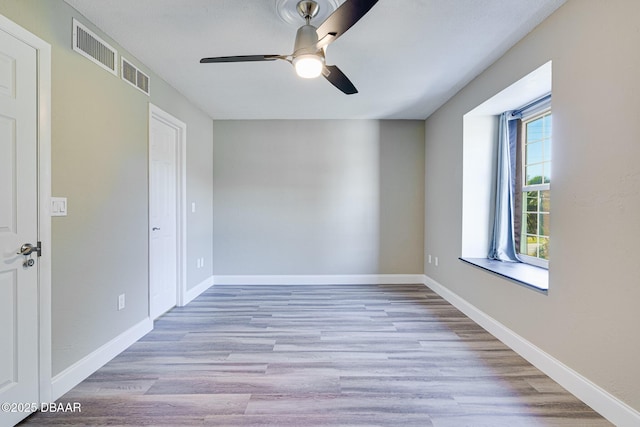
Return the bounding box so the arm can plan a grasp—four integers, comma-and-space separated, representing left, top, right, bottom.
51, 197, 67, 216
191, 202, 196, 213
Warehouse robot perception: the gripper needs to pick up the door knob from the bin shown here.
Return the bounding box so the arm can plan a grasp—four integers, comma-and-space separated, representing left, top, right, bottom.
152, 227, 161, 231
17, 243, 37, 256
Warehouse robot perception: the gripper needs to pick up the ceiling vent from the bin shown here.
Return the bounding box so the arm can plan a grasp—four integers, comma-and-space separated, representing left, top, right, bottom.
72, 18, 118, 76
121, 57, 150, 95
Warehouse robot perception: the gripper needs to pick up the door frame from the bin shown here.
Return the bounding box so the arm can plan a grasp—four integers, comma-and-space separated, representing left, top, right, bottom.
148, 103, 187, 311
0, 15, 52, 403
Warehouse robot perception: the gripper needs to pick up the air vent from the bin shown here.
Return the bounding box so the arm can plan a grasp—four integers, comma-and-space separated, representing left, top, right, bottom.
72, 18, 118, 76
121, 57, 150, 95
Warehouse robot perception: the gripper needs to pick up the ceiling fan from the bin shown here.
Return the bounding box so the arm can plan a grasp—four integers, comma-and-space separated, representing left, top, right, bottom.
200, 0, 379, 95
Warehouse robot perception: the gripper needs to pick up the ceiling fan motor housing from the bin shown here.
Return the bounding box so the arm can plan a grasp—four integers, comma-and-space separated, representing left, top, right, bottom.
294, 24, 320, 56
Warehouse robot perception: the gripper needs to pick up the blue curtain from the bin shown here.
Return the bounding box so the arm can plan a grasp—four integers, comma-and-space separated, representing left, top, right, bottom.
488, 111, 520, 262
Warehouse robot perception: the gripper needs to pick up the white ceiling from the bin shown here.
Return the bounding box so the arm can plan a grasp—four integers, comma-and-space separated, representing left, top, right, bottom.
63, 0, 565, 120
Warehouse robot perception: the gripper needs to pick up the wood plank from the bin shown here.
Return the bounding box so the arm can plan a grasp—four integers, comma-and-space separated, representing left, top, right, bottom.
19, 284, 612, 426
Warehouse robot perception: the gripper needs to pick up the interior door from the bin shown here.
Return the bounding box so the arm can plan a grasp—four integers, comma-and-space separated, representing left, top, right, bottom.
0, 28, 40, 426
149, 111, 178, 320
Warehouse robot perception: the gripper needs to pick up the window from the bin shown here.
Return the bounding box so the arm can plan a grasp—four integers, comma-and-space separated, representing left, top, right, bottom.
460, 61, 551, 291
518, 110, 551, 268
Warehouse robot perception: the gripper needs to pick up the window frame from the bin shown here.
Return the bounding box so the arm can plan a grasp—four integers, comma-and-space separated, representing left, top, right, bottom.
518, 108, 551, 269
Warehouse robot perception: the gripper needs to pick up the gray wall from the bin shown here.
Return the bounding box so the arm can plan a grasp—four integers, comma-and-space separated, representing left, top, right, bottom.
0, 0, 214, 376
425, 0, 640, 411
212, 120, 425, 275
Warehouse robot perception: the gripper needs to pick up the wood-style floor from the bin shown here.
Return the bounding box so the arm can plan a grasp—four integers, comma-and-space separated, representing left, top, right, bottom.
21, 284, 611, 426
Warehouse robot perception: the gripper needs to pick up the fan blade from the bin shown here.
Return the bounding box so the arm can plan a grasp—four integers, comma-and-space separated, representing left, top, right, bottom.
323, 65, 358, 95
200, 55, 285, 63
316, 0, 378, 46
315, 32, 337, 51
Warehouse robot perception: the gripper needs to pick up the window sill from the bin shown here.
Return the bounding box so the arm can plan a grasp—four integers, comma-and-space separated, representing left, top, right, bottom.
459, 257, 548, 293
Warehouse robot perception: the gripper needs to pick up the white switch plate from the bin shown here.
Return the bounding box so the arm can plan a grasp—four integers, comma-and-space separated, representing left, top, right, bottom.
118, 294, 125, 311
191, 202, 196, 213
51, 197, 67, 216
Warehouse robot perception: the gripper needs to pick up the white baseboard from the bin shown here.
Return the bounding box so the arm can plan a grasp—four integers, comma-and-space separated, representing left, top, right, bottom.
213, 274, 425, 286
51, 318, 152, 401
423, 275, 640, 427
181, 275, 214, 306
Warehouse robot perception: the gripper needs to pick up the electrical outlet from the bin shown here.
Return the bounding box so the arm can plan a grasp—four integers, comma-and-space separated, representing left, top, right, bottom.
435, 257, 439, 267
428, 254, 432, 264
118, 294, 125, 311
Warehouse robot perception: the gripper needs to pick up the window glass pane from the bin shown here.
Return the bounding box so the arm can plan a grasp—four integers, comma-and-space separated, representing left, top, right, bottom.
538, 237, 549, 260
526, 213, 538, 235
527, 119, 543, 143
526, 141, 543, 165
540, 213, 550, 236
544, 138, 552, 161
526, 191, 538, 212
542, 163, 551, 184
541, 190, 550, 212
543, 114, 552, 138
526, 164, 543, 184
525, 236, 538, 257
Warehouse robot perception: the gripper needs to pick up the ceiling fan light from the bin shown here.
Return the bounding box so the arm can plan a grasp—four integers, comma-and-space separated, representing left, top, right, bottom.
294, 54, 324, 79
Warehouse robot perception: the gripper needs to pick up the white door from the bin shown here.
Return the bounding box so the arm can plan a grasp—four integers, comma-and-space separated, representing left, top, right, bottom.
149, 110, 179, 319
0, 28, 40, 426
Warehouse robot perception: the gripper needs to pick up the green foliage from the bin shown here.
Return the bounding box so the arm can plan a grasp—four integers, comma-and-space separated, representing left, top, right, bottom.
527, 175, 548, 185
